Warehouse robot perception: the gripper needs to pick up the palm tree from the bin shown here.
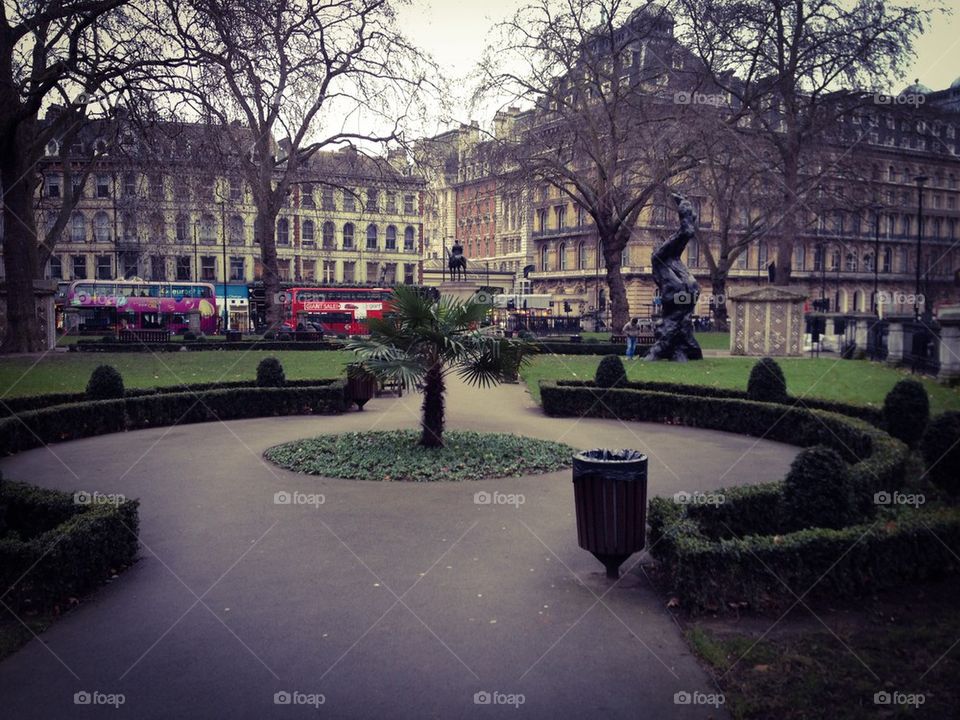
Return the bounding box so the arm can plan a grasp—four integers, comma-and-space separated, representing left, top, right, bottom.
347, 286, 533, 447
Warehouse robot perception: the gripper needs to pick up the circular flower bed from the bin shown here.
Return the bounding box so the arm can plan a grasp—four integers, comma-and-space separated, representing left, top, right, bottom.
264, 430, 575, 482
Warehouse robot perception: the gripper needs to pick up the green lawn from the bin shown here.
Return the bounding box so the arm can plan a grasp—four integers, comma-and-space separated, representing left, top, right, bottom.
0, 350, 353, 397
521, 355, 960, 414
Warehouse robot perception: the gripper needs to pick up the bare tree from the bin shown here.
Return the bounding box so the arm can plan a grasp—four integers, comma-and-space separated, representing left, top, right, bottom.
156, 0, 434, 328
0, 0, 149, 352
476, 0, 705, 329
678, 0, 931, 285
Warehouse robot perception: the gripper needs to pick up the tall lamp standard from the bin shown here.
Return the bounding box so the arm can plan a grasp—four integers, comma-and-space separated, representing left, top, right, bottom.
192, 219, 200, 282
220, 200, 228, 332
914, 175, 928, 320
870, 203, 883, 314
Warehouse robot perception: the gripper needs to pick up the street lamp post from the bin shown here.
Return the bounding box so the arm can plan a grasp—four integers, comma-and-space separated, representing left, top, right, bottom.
914, 175, 928, 320
220, 201, 229, 332
192, 220, 200, 282
871, 203, 882, 314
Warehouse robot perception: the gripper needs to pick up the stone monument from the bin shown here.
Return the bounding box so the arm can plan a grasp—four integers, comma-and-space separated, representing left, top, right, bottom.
729, 286, 807, 356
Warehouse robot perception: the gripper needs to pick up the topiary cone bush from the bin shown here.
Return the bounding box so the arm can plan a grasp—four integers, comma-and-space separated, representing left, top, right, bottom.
921, 411, 960, 496
781, 445, 862, 530
746, 357, 788, 404
594, 354, 627, 389
85, 364, 125, 400
256, 357, 286, 387
882, 379, 930, 447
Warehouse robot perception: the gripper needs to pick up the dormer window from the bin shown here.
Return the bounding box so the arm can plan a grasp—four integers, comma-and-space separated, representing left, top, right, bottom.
45, 140, 60, 157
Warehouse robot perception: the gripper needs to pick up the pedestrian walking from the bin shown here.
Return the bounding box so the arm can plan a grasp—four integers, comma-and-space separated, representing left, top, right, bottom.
623, 317, 641, 359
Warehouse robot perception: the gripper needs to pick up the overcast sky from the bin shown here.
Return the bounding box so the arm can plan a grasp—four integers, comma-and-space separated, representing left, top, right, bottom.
396, 0, 960, 128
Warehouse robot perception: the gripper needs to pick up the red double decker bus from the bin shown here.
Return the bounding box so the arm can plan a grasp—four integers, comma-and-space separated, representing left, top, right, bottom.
280, 287, 393, 335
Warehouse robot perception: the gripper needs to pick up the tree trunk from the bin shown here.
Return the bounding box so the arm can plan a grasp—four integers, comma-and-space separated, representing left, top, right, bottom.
711, 276, 728, 329
253, 208, 282, 329
420, 361, 445, 448
775, 148, 799, 285
602, 230, 629, 330
0, 126, 44, 353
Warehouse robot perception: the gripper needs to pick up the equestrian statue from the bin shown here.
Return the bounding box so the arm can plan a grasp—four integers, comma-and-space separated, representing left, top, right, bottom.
447, 240, 468, 281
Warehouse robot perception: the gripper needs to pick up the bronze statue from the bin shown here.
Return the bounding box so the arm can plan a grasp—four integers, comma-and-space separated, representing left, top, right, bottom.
447, 240, 467, 281
644, 193, 703, 362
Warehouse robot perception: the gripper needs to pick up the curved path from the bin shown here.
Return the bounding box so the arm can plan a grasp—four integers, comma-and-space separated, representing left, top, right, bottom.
0, 379, 796, 719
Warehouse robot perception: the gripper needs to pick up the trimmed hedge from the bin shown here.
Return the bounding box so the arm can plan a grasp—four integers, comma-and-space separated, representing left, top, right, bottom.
551, 379, 884, 426
541, 379, 925, 611
86, 365, 125, 400
0, 381, 348, 455
0, 379, 342, 417
648, 503, 960, 613
746, 357, 788, 404
0, 479, 140, 612
72, 340, 341, 352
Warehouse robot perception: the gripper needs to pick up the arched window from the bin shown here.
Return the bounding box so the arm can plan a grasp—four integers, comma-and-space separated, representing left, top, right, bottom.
366, 223, 378, 249
688, 239, 699, 267
794, 244, 805, 271
121, 212, 137, 241
229, 215, 244, 245
882, 247, 892, 273
813, 245, 824, 271
45, 139, 59, 157
70, 212, 85, 242
302, 220, 315, 245
853, 290, 863, 312
322, 221, 335, 248
558, 243, 567, 270
404, 226, 415, 251
845, 251, 857, 272
149, 213, 165, 243
276, 218, 289, 245
621, 245, 630, 267
864, 252, 875, 272
830, 249, 841, 271
199, 214, 216, 244
385, 225, 397, 250
176, 214, 189, 243
93, 211, 111, 242
343, 223, 355, 248
541, 245, 549, 271
577, 241, 586, 269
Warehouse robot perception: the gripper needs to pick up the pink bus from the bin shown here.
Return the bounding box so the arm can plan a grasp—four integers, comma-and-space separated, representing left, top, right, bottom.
65, 280, 218, 335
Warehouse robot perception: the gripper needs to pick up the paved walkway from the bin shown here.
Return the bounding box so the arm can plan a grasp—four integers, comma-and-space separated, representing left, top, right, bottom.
0, 379, 796, 719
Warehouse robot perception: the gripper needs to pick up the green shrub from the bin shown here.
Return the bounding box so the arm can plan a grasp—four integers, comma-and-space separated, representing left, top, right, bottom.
0, 479, 139, 612
883, 379, 930, 446
183, 330, 197, 341
781, 446, 862, 530
100, 333, 117, 343
256, 357, 286, 387
85, 365, 125, 400
0, 383, 348, 456
746, 357, 788, 404
921, 411, 960, 495
594, 355, 627, 389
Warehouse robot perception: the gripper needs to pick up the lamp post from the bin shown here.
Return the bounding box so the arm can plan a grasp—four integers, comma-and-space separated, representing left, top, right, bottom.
871, 203, 882, 314
192, 219, 200, 282
914, 175, 928, 320
220, 200, 228, 332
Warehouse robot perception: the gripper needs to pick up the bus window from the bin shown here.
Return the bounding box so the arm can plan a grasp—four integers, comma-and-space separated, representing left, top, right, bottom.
141, 313, 162, 329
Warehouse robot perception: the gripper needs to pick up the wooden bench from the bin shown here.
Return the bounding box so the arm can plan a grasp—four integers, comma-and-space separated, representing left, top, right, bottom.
610, 334, 626, 344
119, 329, 171, 343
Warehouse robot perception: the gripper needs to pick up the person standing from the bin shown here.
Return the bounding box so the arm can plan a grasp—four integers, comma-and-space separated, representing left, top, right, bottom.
623, 317, 640, 359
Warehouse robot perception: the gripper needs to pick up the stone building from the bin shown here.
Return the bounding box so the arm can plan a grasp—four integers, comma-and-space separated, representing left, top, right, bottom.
22, 111, 424, 317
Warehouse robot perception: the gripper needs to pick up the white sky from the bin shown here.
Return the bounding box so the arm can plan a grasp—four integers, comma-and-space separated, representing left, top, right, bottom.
396, 0, 960, 128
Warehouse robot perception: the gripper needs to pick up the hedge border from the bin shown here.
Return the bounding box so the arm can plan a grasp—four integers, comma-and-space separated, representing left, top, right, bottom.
0, 378, 341, 417
553, 378, 884, 426
539, 380, 924, 611
1, 479, 140, 612
0, 381, 348, 456
72, 340, 341, 352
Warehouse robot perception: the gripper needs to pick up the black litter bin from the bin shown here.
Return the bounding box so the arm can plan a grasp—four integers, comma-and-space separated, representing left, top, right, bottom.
572, 449, 648, 578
